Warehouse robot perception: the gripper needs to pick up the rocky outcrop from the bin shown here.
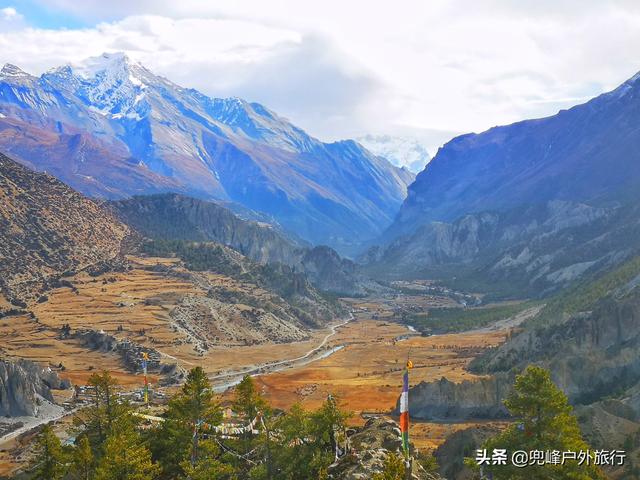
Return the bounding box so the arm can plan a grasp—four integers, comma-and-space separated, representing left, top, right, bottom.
0, 153, 131, 304
398, 376, 512, 421
74, 329, 183, 384
328, 417, 443, 480
0, 359, 69, 417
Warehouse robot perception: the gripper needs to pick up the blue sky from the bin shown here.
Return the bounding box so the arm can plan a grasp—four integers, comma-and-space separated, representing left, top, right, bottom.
2, 1, 640, 153
0, 1, 86, 29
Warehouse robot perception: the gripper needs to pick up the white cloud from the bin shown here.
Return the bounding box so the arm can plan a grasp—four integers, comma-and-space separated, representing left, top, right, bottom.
4, 1, 640, 152
0, 6, 25, 30
1, 6, 17, 17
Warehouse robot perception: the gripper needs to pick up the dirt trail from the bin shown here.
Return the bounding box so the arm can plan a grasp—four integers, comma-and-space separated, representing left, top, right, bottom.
210, 314, 353, 391
0, 400, 67, 444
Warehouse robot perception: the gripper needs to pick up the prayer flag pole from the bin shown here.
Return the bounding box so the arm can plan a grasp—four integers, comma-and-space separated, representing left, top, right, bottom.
400, 359, 413, 478
141, 352, 149, 405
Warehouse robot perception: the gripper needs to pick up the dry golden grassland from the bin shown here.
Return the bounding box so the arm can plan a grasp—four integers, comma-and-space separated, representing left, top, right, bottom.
1, 268, 514, 469
249, 319, 504, 412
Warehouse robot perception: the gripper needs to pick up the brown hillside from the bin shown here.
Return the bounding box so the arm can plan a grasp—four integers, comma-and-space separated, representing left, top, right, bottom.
0, 152, 131, 304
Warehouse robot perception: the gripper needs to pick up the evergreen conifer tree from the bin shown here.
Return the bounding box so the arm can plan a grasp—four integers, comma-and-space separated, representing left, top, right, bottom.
482, 366, 605, 479
29, 424, 67, 480
70, 435, 94, 480
150, 366, 222, 478
94, 414, 159, 480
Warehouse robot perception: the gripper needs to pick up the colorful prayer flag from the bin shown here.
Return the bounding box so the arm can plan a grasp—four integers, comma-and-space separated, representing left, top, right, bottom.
400, 361, 411, 457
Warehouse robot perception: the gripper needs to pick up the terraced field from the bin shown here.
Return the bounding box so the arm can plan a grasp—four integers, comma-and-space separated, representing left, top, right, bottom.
32, 259, 198, 343
1, 255, 345, 387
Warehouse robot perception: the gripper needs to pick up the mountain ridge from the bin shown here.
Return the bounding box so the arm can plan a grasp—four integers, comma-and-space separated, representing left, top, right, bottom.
392, 69, 640, 235
0, 152, 132, 305
111, 193, 373, 296
0, 53, 413, 253
366, 69, 640, 296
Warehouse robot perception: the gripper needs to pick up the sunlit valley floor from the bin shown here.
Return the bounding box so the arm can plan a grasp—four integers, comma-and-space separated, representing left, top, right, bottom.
0, 258, 517, 475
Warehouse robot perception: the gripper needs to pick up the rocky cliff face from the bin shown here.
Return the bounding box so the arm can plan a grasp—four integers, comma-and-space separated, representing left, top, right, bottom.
0, 153, 131, 305
365, 200, 640, 298
405, 274, 640, 430
111, 193, 302, 265
474, 291, 640, 405
398, 376, 512, 421
114, 193, 372, 296
0, 359, 69, 417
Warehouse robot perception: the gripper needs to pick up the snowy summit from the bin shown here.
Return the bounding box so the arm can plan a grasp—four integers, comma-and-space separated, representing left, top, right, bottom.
357, 134, 431, 173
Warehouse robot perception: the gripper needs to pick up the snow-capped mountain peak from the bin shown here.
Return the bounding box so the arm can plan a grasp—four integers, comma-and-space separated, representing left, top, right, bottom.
44, 52, 150, 119
70, 52, 137, 80
201, 95, 315, 153
0, 54, 414, 252
1, 63, 31, 78
0, 64, 38, 88
357, 134, 431, 173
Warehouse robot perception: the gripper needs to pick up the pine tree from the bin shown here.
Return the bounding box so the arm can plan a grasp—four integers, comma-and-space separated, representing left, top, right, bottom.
150, 366, 222, 478
264, 396, 350, 479
232, 375, 271, 475
70, 435, 94, 480
94, 414, 159, 480
482, 365, 605, 479
75, 370, 129, 453
308, 395, 350, 455
233, 375, 269, 420
29, 424, 67, 480
179, 439, 235, 480
267, 403, 313, 478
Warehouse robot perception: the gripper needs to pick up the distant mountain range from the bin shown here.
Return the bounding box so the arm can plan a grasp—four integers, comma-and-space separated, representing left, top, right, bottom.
0, 53, 413, 254
366, 70, 640, 297
357, 134, 431, 173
